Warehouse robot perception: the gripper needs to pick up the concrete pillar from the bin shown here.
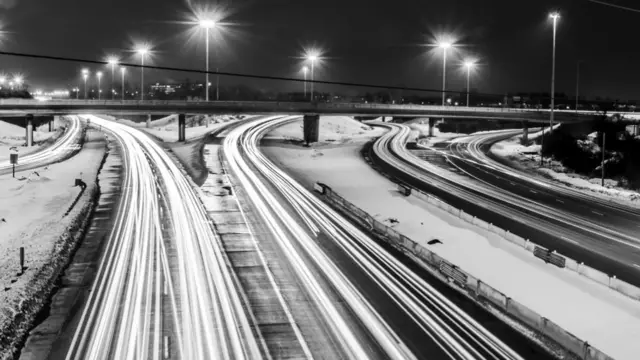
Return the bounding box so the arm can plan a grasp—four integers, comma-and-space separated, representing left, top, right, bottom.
303, 114, 320, 145
428, 118, 435, 137
522, 121, 529, 144
178, 114, 186, 142
146, 114, 151, 128
26, 114, 34, 147
53, 115, 60, 132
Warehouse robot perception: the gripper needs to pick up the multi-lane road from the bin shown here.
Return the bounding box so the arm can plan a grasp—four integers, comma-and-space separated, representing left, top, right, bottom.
370, 122, 640, 288
0, 116, 82, 175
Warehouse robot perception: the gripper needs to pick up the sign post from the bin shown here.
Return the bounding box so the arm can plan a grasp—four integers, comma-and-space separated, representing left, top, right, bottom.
9, 153, 18, 178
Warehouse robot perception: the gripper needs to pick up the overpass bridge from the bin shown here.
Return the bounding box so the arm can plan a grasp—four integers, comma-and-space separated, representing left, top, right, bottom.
0, 99, 596, 144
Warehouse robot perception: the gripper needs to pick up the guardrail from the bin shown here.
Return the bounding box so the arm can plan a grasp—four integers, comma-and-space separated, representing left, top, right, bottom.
313, 181, 614, 360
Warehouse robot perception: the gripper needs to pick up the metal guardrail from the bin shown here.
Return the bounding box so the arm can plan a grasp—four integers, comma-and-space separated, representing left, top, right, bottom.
439, 261, 468, 286
533, 246, 567, 268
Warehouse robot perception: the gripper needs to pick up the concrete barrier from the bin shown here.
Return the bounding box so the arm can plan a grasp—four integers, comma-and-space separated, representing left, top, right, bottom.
610, 277, 640, 301
387, 228, 402, 243
524, 240, 536, 252
505, 298, 543, 331
504, 231, 526, 248
541, 318, 588, 358
472, 217, 490, 231
579, 266, 611, 287
478, 281, 508, 310
564, 257, 580, 272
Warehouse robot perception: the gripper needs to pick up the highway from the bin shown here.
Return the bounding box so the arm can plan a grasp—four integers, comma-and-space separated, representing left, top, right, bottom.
224, 115, 553, 359
63, 115, 262, 360
0, 116, 82, 175
370, 123, 640, 288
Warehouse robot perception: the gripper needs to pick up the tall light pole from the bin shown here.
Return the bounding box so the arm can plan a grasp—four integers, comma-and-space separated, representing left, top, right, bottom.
82, 68, 89, 99
302, 66, 308, 98
549, 12, 560, 129
438, 42, 452, 106
575, 61, 581, 112
307, 54, 318, 101
464, 60, 475, 107
107, 57, 118, 100
199, 19, 216, 101
96, 71, 103, 100
120, 67, 126, 101
136, 46, 149, 100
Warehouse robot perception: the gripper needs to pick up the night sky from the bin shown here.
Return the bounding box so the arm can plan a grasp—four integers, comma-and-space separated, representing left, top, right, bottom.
1, 0, 639, 100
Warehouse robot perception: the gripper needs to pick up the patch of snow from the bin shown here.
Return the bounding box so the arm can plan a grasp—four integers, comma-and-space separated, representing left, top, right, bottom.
265, 116, 385, 144
265, 143, 640, 360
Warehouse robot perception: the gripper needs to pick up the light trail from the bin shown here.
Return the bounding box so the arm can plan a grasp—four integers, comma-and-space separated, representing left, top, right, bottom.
64, 115, 262, 360
0, 116, 82, 174
224, 115, 524, 360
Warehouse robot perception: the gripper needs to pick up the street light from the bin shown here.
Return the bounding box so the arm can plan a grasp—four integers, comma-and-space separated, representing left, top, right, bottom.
542, 11, 560, 167
199, 19, 216, 101
438, 42, 452, 106
135, 46, 150, 100
96, 71, 103, 100
120, 67, 126, 101
107, 56, 119, 100
306, 53, 319, 101
302, 66, 308, 98
14, 76, 23, 90
82, 68, 89, 99
463, 60, 476, 107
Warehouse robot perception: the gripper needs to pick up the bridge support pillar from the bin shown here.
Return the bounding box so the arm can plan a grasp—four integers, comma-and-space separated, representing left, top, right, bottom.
522, 121, 529, 144
303, 114, 320, 145
25, 114, 34, 147
178, 114, 186, 142
53, 115, 61, 132
146, 114, 151, 128
428, 118, 435, 137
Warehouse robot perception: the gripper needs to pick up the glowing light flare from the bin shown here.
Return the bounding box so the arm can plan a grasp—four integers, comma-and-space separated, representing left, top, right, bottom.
107, 56, 119, 66
549, 12, 560, 20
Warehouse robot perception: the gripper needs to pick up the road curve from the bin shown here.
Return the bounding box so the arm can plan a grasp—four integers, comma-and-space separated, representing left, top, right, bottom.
63, 115, 262, 360
225, 115, 538, 360
370, 123, 640, 288
0, 116, 83, 175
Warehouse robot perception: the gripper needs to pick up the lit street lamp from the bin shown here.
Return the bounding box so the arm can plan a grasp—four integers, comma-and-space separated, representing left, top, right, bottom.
199, 19, 216, 101
463, 60, 475, 107
542, 12, 560, 167
136, 46, 150, 100
107, 57, 118, 100
302, 66, 308, 98
306, 53, 318, 101
120, 67, 126, 101
82, 68, 89, 99
14, 76, 23, 90
96, 71, 103, 100
438, 42, 452, 106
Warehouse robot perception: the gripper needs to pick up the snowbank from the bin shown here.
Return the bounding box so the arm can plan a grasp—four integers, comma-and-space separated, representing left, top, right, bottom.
0, 121, 62, 161
0, 130, 106, 358
264, 141, 640, 360
265, 116, 385, 144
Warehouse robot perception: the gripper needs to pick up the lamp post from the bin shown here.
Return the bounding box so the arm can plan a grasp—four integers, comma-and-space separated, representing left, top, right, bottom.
438, 42, 452, 106
14, 77, 23, 91
136, 47, 149, 100
107, 57, 118, 100
96, 71, 103, 100
307, 54, 318, 101
199, 19, 216, 101
549, 12, 559, 129
82, 69, 89, 99
464, 60, 475, 107
120, 67, 126, 101
302, 66, 308, 98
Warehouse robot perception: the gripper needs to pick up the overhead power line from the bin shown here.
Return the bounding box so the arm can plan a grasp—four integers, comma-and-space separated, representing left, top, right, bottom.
587, 0, 640, 13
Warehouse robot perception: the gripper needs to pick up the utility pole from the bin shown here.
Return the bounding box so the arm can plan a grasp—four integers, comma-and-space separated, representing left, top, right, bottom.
575, 61, 581, 112
540, 124, 545, 167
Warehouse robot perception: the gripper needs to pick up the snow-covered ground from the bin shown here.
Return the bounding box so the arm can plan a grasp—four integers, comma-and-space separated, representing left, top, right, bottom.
0, 120, 62, 161
491, 131, 640, 206
264, 130, 640, 360
103, 114, 243, 142
264, 116, 385, 145
0, 130, 106, 336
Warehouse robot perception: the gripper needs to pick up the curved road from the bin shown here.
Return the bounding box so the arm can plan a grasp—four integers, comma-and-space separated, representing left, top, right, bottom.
370, 123, 640, 288
227, 115, 555, 359
0, 117, 83, 175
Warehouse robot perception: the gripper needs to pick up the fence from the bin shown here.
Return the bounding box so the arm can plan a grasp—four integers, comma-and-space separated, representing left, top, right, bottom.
314, 181, 614, 360
407, 181, 640, 303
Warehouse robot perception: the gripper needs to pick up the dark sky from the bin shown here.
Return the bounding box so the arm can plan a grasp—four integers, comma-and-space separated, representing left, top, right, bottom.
1, 0, 639, 100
